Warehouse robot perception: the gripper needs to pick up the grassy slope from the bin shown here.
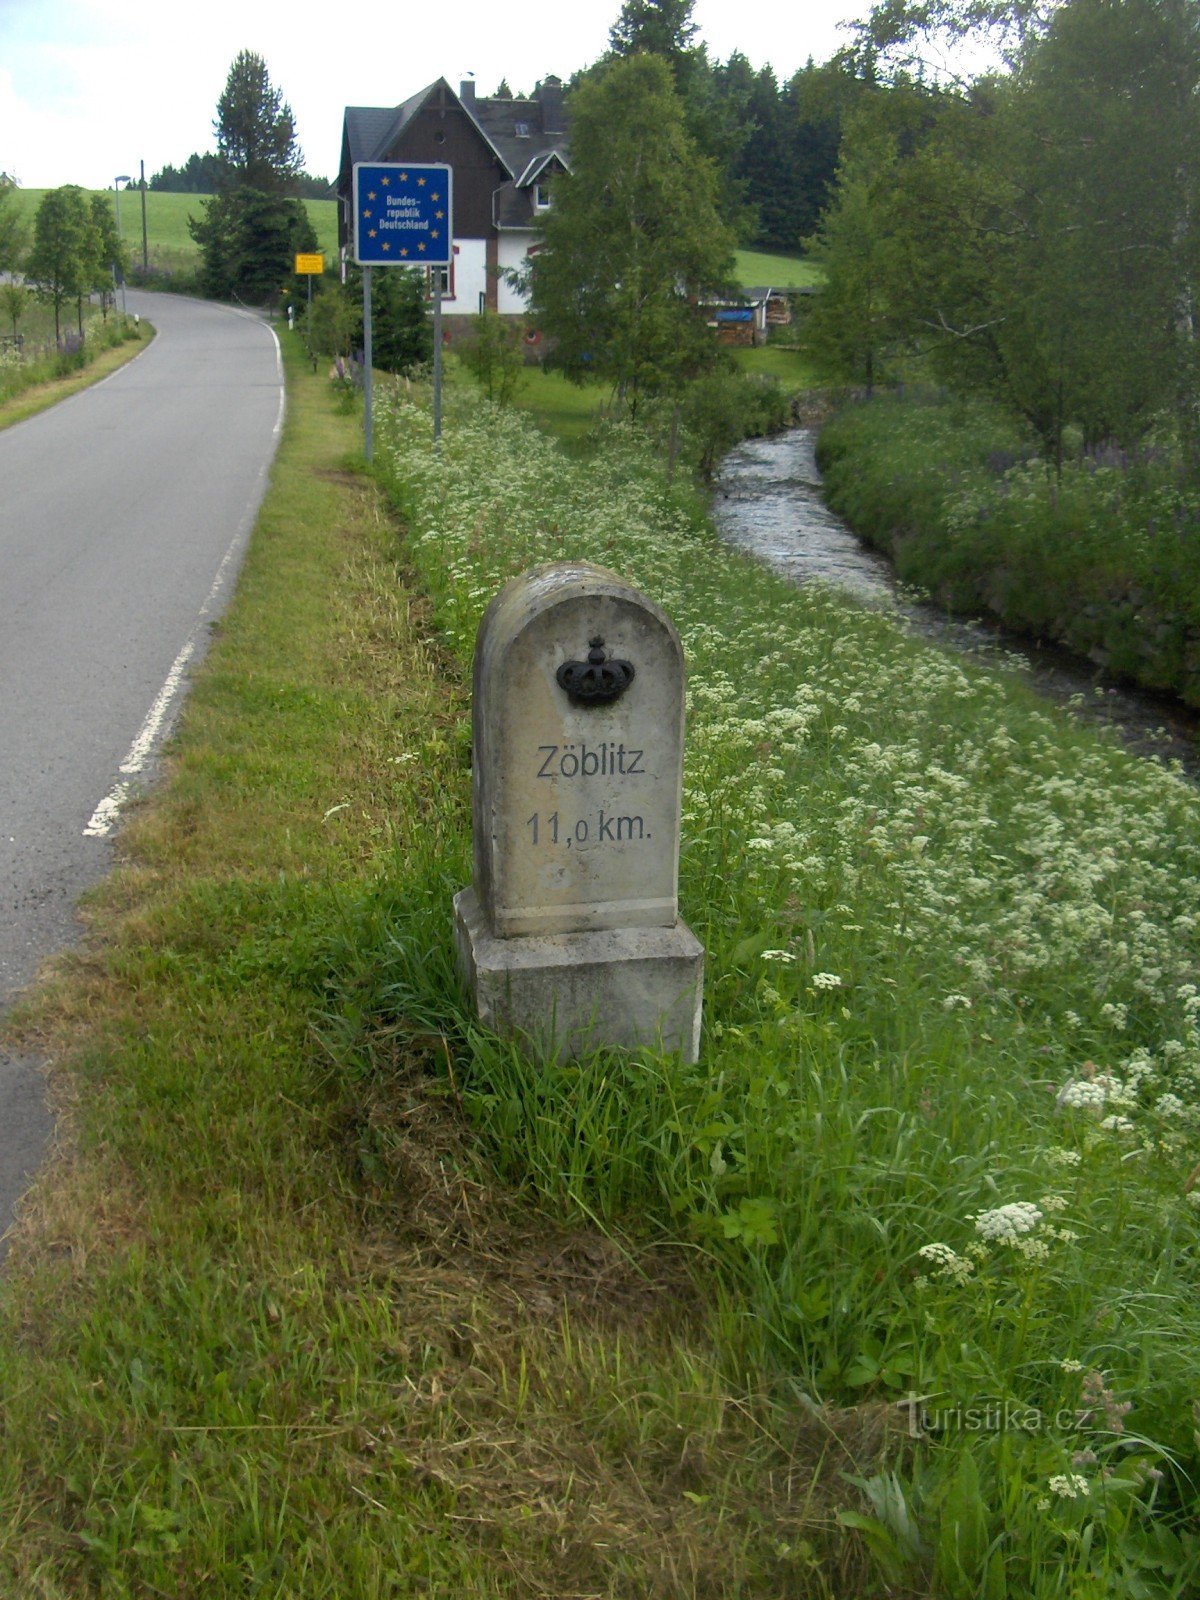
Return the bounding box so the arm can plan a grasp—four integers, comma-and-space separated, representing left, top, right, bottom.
734, 247, 821, 289
0, 347, 859, 1598
15, 191, 808, 295
511, 347, 815, 444
15, 189, 339, 269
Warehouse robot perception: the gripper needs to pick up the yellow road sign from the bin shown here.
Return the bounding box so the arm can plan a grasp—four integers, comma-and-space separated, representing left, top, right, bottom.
294, 253, 324, 275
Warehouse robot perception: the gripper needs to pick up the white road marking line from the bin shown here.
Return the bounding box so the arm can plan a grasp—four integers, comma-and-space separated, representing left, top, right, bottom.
82, 531, 245, 838
83, 783, 132, 839
82, 315, 285, 842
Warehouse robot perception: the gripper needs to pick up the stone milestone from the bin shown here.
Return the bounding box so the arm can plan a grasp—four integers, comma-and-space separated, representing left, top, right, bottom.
454, 561, 704, 1060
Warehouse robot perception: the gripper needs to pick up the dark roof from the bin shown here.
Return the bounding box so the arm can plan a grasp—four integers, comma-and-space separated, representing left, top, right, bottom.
341, 76, 570, 232
341, 86, 430, 169
469, 86, 569, 180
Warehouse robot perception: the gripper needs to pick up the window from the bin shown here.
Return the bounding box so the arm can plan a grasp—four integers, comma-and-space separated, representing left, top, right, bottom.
514, 120, 530, 137
533, 183, 552, 210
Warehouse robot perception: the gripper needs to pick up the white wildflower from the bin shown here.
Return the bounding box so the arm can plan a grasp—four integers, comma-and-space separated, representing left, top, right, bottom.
1048, 1473, 1090, 1500
917, 1243, 975, 1284
974, 1202, 1043, 1244
1058, 1080, 1108, 1111
811, 972, 843, 990
1045, 1148, 1083, 1168
1100, 1115, 1136, 1133
1155, 1094, 1186, 1119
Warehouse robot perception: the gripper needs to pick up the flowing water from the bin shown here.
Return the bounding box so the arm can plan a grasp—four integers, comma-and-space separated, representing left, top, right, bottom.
713, 427, 1200, 777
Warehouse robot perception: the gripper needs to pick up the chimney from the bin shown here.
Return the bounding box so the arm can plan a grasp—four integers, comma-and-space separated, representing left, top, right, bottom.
460, 76, 476, 104
539, 75, 565, 135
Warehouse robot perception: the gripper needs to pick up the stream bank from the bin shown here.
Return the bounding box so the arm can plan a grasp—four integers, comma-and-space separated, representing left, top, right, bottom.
713, 427, 1200, 777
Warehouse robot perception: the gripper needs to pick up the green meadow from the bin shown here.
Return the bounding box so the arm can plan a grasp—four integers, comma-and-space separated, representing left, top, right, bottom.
14, 188, 340, 274
13, 189, 809, 296
733, 247, 821, 289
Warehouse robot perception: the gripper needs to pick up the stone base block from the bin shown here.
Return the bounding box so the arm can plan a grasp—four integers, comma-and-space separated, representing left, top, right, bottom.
454, 887, 703, 1062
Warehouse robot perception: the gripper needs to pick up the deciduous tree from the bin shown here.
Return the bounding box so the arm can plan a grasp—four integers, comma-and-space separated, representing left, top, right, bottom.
26, 186, 91, 340
526, 54, 735, 412
0, 172, 28, 275
88, 194, 127, 315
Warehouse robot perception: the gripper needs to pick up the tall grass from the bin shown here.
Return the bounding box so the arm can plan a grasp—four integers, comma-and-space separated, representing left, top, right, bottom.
351, 382, 1200, 1595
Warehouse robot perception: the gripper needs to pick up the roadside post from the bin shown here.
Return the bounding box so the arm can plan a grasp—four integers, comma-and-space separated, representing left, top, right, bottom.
352, 162, 453, 460
294, 252, 324, 350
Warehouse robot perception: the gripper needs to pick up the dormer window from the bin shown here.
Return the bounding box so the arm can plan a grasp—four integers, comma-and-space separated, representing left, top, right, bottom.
534, 183, 552, 210
514, 121, 530, 137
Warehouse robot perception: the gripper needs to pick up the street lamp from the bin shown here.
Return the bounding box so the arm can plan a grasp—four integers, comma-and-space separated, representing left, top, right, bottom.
113, 175, 131, 314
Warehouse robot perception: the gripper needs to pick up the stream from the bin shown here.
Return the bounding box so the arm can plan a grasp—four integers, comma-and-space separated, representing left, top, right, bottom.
712, 428, 1200, 779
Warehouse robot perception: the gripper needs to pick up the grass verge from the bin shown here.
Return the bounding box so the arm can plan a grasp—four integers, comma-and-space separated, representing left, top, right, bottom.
0, 315, 150, 430
0, 342, 870, 1597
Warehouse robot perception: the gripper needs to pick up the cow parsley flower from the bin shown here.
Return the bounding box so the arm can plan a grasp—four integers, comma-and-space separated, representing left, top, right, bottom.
973, 1202, 1043, 1244
1048, 1473, 1090, 1499
811, 972, 843, 990
1058, 1080, 1108, 1111
917, 1242, 975, 1284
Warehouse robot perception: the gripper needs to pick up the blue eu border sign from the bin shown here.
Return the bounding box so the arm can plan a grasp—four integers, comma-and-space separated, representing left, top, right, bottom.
352, 163, 452, 267
352, 162, 454, 457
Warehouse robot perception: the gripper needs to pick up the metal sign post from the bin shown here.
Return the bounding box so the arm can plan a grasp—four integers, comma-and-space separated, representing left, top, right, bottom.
363, 265, 374, 463
352, 162, 453, 453
294, 253, 324, 352
433, 281, 443, 443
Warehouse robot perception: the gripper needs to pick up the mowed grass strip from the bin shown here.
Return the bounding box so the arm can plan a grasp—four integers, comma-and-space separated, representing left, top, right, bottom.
0, 346, 865, 1597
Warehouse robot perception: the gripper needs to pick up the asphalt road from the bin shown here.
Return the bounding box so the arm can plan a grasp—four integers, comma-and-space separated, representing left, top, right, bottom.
0, 291, 284, 1251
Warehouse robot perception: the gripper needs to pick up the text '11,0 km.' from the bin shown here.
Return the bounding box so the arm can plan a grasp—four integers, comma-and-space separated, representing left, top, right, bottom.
526, 811, 649, 848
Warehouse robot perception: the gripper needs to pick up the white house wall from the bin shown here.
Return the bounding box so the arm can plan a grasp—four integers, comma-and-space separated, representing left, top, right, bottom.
497, 234, 535, 315
446, 238, 489, 314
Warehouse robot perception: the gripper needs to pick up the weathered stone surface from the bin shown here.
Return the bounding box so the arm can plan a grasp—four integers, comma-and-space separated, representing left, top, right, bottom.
471, 561, 685, 938
455, 561, 704, 1060
454, 886, 704, 1061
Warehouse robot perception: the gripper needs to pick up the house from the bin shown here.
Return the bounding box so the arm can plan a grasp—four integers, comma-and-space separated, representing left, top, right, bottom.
338, 77, 570, 344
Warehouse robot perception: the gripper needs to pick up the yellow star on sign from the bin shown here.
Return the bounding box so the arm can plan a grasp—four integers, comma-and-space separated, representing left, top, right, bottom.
368, 229, 377, 237
417, 176, 426, 186
400, 247, 409, 256
381, 176, 390, 185
382, 242, 390, 251
418, 242, 426, 252
367, 190, 376, 200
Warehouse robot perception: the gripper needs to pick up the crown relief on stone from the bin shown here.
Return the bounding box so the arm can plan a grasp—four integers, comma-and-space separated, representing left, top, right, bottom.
555, 636, 636, 706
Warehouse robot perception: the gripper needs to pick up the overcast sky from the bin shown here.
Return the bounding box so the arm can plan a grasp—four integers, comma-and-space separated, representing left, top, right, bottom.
0, 0, 871, 190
